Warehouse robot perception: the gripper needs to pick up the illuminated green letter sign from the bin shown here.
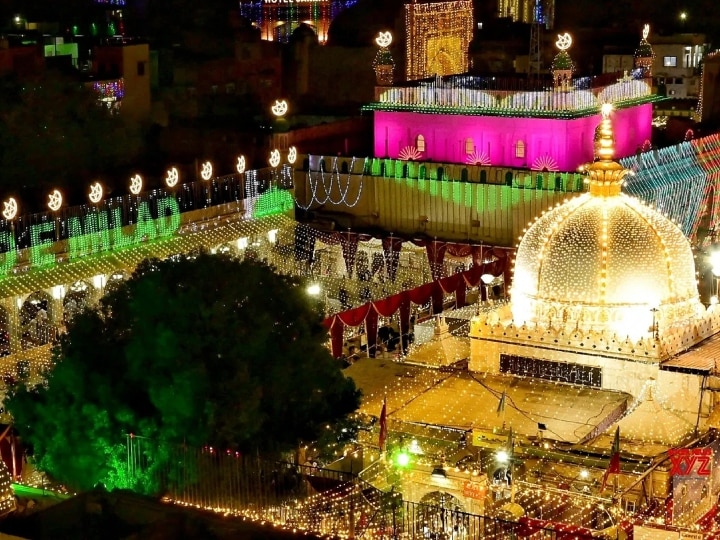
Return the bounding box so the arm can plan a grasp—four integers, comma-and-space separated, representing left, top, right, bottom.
42, 196, 182, 270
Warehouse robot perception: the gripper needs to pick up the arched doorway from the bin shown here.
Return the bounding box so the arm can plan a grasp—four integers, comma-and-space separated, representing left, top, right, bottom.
20, 291, 53, 349
417, 491, 466, 539
63, 280, 94, 326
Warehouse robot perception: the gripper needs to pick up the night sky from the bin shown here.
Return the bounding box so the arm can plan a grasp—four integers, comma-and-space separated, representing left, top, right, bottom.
556, 0, 720, 40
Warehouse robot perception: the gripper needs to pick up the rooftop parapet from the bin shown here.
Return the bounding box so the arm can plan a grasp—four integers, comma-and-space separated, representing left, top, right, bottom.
365, 73, 662, 118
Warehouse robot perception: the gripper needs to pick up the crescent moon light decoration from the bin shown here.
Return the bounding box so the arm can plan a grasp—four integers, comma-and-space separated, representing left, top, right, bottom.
48, 190, 63, 212
89, 182, 103, 204
130, 174, 143, 195
2, 198, 17, 221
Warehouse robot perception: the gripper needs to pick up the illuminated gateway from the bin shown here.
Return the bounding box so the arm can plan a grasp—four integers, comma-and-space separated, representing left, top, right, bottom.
469, 106, 720, 410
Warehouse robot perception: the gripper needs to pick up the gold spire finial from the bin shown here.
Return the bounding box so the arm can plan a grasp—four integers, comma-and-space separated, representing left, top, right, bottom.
585, 104, 631, 197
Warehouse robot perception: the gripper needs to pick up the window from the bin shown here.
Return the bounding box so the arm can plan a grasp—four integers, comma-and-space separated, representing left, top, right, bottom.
416, 134, 425, 152
663, 56, 677, 67
136, 61, 145, 76
515, 140, 525, 158
465, 138, 474, 154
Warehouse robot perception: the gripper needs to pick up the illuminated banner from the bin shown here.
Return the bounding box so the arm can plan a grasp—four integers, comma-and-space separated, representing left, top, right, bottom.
0, 165, 294, 278
0, 197, 182, 276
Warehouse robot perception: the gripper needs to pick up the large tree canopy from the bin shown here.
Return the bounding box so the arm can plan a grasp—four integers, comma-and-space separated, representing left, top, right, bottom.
8, 254, 360, 492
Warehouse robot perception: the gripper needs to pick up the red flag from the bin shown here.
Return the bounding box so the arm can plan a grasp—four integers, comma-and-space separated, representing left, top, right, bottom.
601, 427, 621, 491
379, 396, 388, 452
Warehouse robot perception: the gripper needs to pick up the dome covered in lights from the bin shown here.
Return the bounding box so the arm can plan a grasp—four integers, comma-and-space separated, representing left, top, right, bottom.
511, 105, 702, 340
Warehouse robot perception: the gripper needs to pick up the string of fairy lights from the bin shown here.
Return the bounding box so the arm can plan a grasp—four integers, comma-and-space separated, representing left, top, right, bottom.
621, 140, 712, 239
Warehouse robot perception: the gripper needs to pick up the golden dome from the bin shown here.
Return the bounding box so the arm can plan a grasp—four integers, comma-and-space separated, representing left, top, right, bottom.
511, 106, 701, 340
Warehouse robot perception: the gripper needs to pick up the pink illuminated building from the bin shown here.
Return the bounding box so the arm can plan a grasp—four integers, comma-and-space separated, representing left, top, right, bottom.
364, 75, 660, 172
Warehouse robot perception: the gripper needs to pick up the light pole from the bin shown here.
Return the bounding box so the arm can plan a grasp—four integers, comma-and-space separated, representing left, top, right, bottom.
650, 307, 659, 340
495, 441, 516, 503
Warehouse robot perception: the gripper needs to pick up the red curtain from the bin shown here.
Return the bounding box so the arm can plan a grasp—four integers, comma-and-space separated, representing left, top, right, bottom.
320, 244, 510, 357
408, 282, 434, 306
438, 273, 461, 294
455, 277, 466, 307
431, 282, 444, 315
373, 293, 405, 317
446, 243, 472, 258
337, 303, 372, 327
425, 240, 447, 281
330, 317, 344, 358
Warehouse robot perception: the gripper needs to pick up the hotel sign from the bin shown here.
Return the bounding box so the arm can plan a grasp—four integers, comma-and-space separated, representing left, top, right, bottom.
499, 354, 602, 388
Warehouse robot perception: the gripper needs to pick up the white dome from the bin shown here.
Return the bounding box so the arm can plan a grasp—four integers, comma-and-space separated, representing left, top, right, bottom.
511, 112, 701, 340
512, 192, 701, 339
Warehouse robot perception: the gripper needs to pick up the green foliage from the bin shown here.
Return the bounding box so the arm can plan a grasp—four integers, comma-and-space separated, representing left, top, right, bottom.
0, 72, 142, 193
8, 254, 361, 492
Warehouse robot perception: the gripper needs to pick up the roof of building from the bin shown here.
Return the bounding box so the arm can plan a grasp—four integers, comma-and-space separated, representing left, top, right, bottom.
346, 359, 631, 445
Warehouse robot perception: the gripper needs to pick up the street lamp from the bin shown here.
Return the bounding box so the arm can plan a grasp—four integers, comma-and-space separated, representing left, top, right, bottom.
307, 283, 321, 297
481, 273, 495, 304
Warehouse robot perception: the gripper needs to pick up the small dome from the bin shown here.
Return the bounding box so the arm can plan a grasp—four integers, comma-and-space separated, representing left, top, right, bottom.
290, 23, 317, 43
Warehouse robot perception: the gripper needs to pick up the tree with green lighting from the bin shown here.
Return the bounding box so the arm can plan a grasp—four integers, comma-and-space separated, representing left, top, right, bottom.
7, 253, 361, 493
